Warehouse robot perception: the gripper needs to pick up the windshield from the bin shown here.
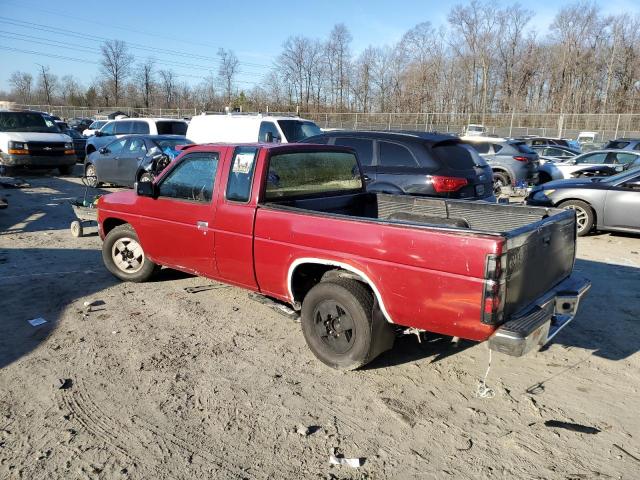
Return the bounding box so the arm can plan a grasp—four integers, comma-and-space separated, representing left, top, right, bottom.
89, 121, 106, 130
277, 120, 321, 142
65, 129, 82, 139
0, 112, 61, 133
602, 166, 640, 184
265, 151, 362, 200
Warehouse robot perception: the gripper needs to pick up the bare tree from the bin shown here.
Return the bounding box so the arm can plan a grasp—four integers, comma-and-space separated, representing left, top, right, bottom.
136, 59, 155, 109
326, 24, 352, 110
158, 69, 176, 108
217, 48, 239, 105
36, 65, 57, 105
9, 71, 33, 104
100, 40, 134, 106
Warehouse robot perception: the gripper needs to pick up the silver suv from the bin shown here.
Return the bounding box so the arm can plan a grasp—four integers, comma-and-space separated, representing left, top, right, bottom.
461, 137, 540, 193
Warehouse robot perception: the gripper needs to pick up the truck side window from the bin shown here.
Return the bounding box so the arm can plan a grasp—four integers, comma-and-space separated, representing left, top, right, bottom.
334, 137, 373, 166
158, 153, 219, 203
226, 147, 258, 202
258, 121, 281, 143
101, 122, 115, 135
131, 121, 150, 134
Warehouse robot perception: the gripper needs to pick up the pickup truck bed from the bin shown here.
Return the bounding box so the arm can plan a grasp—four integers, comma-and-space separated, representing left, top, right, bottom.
98, 143, 590, 369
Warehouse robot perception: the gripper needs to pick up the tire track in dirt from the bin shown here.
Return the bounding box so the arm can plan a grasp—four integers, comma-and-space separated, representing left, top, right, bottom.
62, 377, 258, 480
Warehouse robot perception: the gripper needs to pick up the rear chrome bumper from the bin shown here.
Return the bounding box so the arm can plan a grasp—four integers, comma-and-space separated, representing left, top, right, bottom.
488, 275, 591, 356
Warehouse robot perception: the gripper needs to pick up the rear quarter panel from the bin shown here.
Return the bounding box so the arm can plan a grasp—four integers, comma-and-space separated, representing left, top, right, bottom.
254, 207, 503, 341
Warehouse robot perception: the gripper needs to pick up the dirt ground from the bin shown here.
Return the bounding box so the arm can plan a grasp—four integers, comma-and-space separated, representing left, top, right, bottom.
1, 170, 639, 480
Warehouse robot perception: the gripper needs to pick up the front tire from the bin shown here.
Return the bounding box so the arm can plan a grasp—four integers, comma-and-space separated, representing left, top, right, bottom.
301, 279, 378, 370
139, 172, 154, 183
102, 224, 160, 282
559, 200, 594, 236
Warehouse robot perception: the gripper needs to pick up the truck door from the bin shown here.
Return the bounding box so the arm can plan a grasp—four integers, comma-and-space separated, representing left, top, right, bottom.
134, 151, 220, 277
214, 146, 260, 289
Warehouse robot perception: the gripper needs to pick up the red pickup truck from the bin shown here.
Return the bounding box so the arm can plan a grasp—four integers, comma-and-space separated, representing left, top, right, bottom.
97, 143, 590, 369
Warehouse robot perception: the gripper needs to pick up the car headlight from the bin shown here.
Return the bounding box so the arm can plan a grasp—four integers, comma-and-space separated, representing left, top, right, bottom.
8, 141, 27, 150
64, 142, 73, 149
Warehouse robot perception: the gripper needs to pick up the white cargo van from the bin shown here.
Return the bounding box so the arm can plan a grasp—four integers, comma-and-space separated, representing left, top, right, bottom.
186, 113, 322, 144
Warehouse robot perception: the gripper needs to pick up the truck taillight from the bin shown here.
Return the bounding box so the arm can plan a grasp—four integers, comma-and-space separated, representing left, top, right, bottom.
482, 253, 507, 324
513, 156, 529, 162
431, 175, 468, 192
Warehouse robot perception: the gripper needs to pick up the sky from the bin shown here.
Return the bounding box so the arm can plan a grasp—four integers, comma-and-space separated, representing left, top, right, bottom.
1, 0, 639, 94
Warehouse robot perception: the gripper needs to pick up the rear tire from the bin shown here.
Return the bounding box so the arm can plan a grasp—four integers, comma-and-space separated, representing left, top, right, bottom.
493, 171, 511, 194
102, 224, 160, 282
301, 278, 380, 370
85, 164, 100, 187
559, 200, 594, 236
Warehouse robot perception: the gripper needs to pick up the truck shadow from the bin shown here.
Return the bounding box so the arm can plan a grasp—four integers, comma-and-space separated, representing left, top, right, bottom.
0, 171, 119, 236
0, 247, 118, 370
368, 258, 640, 368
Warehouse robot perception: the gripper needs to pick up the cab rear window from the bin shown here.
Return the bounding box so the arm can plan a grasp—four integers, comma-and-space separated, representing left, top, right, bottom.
265, 151, 362, 200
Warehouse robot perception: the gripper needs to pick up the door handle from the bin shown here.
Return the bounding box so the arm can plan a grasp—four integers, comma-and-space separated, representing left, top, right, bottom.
196, 221, 208, 231
363, 175, 372, 183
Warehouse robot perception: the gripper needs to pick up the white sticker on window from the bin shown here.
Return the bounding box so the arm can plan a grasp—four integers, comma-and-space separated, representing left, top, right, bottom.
232, 153, 254, 174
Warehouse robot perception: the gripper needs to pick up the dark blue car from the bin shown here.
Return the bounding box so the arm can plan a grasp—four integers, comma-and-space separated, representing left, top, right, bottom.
84, 135, 193, 187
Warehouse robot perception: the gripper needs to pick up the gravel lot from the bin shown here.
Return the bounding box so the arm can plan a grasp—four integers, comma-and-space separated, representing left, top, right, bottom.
1, 171, 639, 479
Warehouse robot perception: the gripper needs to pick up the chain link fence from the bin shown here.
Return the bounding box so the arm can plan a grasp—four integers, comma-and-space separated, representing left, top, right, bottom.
6, 103, 640, 141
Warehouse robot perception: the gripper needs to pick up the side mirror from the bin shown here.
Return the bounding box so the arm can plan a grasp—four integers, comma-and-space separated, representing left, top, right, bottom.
99, 147, 109, 154
95, 130, 103, 137
136, 181, 157, 198
264, 131, 273, 143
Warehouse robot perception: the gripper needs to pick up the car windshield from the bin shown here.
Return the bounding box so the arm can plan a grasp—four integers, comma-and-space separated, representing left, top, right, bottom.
0, 112, 61, 133
605, 141, 630, 149
90, 121, 106, 130
65, 129, 82, 139
602, 166, 640, 184
153, 138, 193, 150
277, 120, 322, 142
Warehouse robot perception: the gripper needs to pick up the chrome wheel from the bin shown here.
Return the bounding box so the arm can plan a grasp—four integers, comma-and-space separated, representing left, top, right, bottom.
111, 237, 145, 273
565, 205, 588, 232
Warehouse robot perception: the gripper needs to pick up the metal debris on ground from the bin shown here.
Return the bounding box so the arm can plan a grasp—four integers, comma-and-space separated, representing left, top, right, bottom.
329, 449, 365, 468
544, 420, 600, 434
55, 379, 73, 390
27, 317, 47, 327
184, 284, 229, 293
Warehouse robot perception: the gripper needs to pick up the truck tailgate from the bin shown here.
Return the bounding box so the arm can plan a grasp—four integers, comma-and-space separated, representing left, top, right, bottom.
503, 211, 576, 319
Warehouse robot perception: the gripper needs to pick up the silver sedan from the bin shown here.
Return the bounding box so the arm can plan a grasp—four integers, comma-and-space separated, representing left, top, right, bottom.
526, 167, 640, 236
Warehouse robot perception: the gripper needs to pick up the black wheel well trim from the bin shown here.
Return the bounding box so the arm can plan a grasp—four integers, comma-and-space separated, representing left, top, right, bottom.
102, 217, 128, 236
287, 258, 393, 323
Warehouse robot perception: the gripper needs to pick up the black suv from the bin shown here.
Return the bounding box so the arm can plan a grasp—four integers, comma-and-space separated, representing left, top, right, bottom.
302, 131, 495, 201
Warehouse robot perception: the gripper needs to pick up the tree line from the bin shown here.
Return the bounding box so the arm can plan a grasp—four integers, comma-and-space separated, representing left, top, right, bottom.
4, 1, 640, 115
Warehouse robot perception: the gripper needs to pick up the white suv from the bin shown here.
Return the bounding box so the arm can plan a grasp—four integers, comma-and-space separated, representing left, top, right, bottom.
0, 110, 75, 175
86, 118, 188, 155
187, 113, 322, 144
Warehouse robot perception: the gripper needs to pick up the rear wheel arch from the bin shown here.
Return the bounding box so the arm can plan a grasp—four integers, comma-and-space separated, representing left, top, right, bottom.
288, 258, 393, 324
86, 144, 96, 154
